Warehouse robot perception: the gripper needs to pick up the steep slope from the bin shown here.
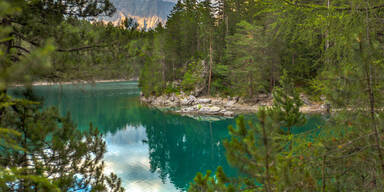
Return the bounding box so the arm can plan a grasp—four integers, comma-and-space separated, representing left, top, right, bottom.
103, 0, 175, 29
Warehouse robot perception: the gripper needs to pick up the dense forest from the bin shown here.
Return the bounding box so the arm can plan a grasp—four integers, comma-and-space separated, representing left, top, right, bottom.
138, 0, 384, 100
2, 0, 384, 191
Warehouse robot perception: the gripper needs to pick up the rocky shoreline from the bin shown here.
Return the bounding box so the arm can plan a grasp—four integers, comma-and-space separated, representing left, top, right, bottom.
140, 92, 328, 118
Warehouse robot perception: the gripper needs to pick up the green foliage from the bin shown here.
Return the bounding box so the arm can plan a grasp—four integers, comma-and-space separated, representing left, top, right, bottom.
271, 70, 306, 132
4, 0, 384, 190
0, 0, 146, 84
0, 167, 61, 192
188, 167, 236, 192
0, 127, 23, 151
188, 64, 325, 191
188, 2, 384, 191
164, 82, 180, 95
0, 94, 124, 191
189, 108, 317, 191
225, 21, 275, 96
181, 61, 205, 92
48, 19, 145, 81
139, 37, 164, 96
0, 1, 124, 191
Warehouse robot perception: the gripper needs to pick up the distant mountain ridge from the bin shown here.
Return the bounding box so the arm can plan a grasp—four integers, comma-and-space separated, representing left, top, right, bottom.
102, 0, 175, 29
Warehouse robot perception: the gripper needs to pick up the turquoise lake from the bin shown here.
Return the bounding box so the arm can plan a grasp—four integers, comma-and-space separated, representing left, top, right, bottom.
8, 81, 325, 192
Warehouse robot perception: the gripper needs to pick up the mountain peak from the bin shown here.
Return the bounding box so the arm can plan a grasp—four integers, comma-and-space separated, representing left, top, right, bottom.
102, 0, 175, 29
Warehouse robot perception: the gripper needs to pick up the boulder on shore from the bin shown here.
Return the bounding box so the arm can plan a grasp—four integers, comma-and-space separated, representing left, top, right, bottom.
225, 100, 237, 108
180, 95, 197, 106
141, 92, 326, 118
224, 111, 235, 117
197, 98, 211, 104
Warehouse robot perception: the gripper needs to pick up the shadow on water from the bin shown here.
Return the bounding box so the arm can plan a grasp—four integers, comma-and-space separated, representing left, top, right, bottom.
8, 81, 325, 192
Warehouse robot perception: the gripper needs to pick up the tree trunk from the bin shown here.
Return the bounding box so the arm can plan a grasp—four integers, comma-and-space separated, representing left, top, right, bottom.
363, 6, 384, 173
161, 60, 166, 89
208, 36, 213, 95
19, 107, 28, 192
321, 154, 327, 192
261, 115, 272, 192
225, 16, 229, 36
248, 71, 253, 97
161, 48, 166, 89
325, 0, 330, 51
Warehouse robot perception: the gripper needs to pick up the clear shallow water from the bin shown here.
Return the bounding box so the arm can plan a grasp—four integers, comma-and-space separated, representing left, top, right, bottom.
8, 81, 324, 192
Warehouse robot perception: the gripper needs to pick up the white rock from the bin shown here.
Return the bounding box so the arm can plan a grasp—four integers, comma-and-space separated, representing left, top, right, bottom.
212, 99, 222, 105
183, 95, 196, 105
300, 94, 312, 106
210, 106, 221, 112
224, 111, 235, 117
180, 98, 190, 106
197, 98, 211, 104
164, 100, 177, 107
188, 95, 196, 101
225, 100, 237, 107
169, 95, 175, 102
258, 94, 269, 99
181, 105, 200, 112
198, 106, 221, 114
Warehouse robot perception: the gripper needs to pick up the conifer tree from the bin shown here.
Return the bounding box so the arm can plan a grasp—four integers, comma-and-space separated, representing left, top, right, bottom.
189, 72, 311, 191
0, 1, 124, 191
225, 21, 270, 96
0, 94, 125, 192
271, 70, 306, 134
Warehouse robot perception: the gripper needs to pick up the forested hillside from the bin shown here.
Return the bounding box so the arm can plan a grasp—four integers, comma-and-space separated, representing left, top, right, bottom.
0, 0, 152, 85
139, 0, 324, 98
137, 0, 383, 103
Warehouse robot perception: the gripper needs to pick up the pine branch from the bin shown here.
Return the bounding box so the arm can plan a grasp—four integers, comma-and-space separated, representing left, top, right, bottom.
11, 45, 30, 54
56, 45, 108, 52
13, 31, 121, 53
281, 0, 384, 11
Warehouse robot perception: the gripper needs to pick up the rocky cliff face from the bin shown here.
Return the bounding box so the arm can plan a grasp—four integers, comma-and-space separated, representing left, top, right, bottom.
102, 0, 175, 29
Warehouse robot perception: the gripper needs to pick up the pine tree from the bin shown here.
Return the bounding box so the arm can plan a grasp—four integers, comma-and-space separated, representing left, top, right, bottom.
0, 94, 124, 192
189, 72, 312, 191
0, 1, 124, 191
0, 0, 116, 87
225, 21, 270, 97
271, 70, 306, 134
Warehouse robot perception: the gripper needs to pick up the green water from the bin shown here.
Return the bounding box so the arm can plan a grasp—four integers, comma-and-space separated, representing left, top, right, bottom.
8, 81, 325, 192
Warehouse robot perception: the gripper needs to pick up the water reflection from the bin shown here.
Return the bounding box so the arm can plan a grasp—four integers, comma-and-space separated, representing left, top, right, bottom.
8, 82, 237, 191
8, 81, 324, 192
104, 125, 177, 192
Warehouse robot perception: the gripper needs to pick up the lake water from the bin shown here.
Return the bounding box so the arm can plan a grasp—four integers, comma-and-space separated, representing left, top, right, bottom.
8, 81, 324, 192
